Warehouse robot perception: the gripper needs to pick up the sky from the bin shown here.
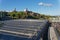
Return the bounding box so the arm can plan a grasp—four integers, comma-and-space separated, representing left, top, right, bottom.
0, 0, 60, 16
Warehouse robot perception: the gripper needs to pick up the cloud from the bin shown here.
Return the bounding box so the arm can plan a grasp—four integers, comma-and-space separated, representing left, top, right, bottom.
38, 2, 53, 7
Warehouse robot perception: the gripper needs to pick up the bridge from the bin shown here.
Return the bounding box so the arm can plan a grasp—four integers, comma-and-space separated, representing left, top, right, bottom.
0, 19, 60, 40
0, 19, 50, 40
48, 18, 60, 40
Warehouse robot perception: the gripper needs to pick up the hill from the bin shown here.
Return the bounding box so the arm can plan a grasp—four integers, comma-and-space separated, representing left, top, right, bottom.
0, 10, 52, 20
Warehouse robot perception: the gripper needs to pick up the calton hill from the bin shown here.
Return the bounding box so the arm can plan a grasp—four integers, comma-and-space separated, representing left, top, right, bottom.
0, 8, 54, 21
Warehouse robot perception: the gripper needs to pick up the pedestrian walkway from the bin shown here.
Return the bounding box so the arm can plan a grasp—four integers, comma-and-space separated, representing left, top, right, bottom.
49, 27, 58, 40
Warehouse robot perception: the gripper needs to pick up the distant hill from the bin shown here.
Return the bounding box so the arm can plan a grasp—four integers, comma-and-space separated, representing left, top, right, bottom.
0, 10, 53, 20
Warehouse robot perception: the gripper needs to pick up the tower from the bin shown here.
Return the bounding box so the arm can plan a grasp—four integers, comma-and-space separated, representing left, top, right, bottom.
24, 8, 28, 12
13, 8, 17, 12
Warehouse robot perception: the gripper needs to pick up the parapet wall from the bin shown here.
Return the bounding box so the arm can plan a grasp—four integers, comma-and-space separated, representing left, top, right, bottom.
48, 27, 58, 40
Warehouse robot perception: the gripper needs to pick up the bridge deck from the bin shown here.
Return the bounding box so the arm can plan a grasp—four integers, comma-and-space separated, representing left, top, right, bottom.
0, 19, 48, 38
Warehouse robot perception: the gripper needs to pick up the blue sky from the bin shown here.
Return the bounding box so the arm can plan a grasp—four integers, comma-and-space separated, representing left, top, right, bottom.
0, 0, 60, 16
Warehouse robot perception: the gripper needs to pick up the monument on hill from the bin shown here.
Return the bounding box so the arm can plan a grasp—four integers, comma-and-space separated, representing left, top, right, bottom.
24, 8, 28, 12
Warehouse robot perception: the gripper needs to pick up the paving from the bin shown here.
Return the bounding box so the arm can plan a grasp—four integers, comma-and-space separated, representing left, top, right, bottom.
0, 19, 48, 39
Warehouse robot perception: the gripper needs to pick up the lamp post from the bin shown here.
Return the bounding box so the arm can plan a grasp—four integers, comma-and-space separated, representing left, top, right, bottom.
1, 11, 2, 18
0, 11, 3, 20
